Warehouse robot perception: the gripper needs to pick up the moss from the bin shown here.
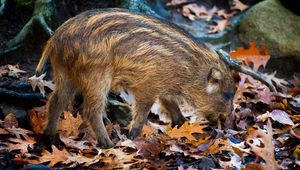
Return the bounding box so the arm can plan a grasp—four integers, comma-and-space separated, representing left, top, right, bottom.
239, 0, 300, 58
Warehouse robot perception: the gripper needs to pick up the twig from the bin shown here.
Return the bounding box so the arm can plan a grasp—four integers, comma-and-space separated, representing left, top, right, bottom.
217, 49, 277, 92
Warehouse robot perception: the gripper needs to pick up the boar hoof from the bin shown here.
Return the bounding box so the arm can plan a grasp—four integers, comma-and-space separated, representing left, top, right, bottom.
128, 127, 141, 140
97, 138, 114, 149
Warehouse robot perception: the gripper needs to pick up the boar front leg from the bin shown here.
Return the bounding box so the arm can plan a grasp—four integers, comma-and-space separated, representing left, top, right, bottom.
81, 74, 114, 149
44, 77, 77, 144
159, 96, 186, 127
128, 91, 155, 139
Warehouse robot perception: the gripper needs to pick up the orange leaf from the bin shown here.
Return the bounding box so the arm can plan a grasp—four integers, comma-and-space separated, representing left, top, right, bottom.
27, 105, 47, 134
39, 145, 71, 167
230, 42, 270, 72
168, 122, 206, 141
59, 111, 83, 136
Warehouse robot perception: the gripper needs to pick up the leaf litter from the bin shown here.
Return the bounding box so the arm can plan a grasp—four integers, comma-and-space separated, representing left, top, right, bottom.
1, 45, 300, 168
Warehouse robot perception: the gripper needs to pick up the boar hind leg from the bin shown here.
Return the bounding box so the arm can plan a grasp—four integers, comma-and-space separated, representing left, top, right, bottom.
159, 96, 186, 127
44, 77, 77, 143
81, 75, 114, 148
128, 92, 155, 139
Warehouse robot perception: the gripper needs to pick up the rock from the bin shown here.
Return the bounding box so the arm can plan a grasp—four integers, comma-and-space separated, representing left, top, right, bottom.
239, 0, 300, 59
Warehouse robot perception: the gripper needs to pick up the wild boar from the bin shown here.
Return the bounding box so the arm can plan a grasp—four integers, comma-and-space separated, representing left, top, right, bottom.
35, 8, 235, 148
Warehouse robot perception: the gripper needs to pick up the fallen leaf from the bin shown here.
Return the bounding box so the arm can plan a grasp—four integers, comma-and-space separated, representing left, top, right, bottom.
28, 73, 54, 96
263, 72, 289, 87
231, 0, 249, 11
39, 145, 71, 167
27, 105, 47, 134
59, 111, 83, 136
168, 122, 206, 141
230, 42, 270, 72
182, 4, 217, 21
4, 113, 18, 128
0, 64, 26, 78
246, 119, 279, 169
8, 137, 36, 154
207, 20, 230, 34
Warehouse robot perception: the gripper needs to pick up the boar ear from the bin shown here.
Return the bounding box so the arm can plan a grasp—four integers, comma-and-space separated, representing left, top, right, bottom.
206, 68, 223, 94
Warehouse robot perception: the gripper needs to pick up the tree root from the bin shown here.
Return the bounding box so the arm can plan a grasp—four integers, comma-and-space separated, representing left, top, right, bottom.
0, 0, 55, 57
122, 0, 163, 19
0, 0, 7, 17
217, 49, 277, 92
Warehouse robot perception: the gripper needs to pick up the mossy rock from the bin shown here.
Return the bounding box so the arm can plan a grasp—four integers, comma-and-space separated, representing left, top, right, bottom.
239, 0, 300, 59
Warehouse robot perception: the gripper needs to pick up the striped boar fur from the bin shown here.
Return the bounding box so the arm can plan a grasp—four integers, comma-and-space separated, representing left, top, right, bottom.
36, 8, 235, 148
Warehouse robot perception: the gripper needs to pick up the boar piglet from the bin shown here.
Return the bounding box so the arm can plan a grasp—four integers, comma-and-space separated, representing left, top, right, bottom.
35, 8, 235, 148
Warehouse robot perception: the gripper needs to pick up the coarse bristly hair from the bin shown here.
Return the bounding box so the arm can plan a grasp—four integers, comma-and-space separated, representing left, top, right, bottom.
36, 8, 235, 148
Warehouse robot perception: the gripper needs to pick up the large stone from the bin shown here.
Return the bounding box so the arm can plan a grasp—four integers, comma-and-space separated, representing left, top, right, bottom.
239, 0, 300, 59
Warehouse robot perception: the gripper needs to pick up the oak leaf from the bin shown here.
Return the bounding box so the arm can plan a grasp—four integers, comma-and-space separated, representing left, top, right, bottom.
28, 73, 54, 96
207, 20, 230, 34
168, 122, 206, 141
231, 0, 249, 11
246, 119, 279, 169
230, 42, 270, 72
39, 145, 71, 167
0, 64, 26, 78
59, 111, 83, 136
8, 137, 36, 154
27, 105, 47, 134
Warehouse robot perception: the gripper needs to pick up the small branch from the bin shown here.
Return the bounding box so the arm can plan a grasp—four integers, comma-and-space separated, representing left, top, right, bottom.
0, 0, 7, 17
165, 0, 196, 9
217, 49, 277, 92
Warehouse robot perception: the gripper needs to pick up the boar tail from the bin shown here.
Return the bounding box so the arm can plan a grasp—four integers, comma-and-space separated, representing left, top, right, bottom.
35, 45, 51, 77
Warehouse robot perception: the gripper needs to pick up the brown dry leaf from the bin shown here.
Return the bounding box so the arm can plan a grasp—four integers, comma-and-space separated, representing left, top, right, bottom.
270, 110, 294, 126
182, 4, 217, 21
5, 126, 32, 140
230, 42, 270, 72
4, 113, 18, 128
257, 110, 294, 126
0, 64, 26, 78
217, 9, 235, 19
0, 127, 9, 135
140, 123, 154, 137
166, 0, 187, 6
59, 111, 83, 136
59, 134, 91, 150
28, 73, 54, 96
27, 105, 47, 134
207, 20, 230, 34
256, 89, 275, 105
168, 122, 206, 141
246, 119, 279, 169
64, 153, 101, 168
39, 145, 71, 167
103, 148, 139, 169
263, 72, 289, 87
8, 137, 36, 154
231, 0, 249, 11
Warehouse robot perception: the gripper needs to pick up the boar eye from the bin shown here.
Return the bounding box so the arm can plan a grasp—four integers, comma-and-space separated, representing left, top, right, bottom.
223, 92, 234, 100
